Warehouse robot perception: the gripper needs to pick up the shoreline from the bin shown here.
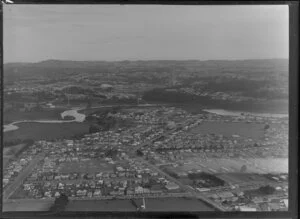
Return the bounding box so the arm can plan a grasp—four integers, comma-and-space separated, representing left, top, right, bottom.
3, 104, 288, 133
3, 103, 160, 133
3, 108, 86, 133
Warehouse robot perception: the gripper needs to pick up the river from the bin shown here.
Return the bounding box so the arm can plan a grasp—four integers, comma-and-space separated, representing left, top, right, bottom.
3, 105, 288, 133
3, 104, 159, 133
3, 108, 86, 133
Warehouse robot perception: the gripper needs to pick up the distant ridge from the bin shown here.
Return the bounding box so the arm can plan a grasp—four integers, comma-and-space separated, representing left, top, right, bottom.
4, 58, 288, 66
3, 58, 288, 81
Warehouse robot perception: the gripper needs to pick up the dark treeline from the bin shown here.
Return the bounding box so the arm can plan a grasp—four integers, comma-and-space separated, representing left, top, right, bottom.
143, 88, 252, 108
4, 138, 34, 148
188, 172, 226, 187
143, 88, 288, 112
61, 86, 94, 95
202, 78, 288, 99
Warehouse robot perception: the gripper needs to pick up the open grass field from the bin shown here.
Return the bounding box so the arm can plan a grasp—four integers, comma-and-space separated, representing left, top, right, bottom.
9, 187, 31, 199
3, 199, 53, 211
65, 197, 214, 211
189, 121, 265, 140
3, 143, 27, 156
3, 157, 11, 168
57, 159, 114, 174
3, 122, 92, 143
3, 108, 67, 124
78, 107, 110, 116
168, 155, 288, 176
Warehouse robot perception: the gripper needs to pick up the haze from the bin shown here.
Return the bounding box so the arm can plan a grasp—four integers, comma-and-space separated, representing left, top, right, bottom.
4, 5, 289, 63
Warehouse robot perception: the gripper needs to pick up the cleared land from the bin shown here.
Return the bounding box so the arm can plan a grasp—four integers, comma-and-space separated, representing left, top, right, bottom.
189, 121, 265, 140
3, 122, 91, 143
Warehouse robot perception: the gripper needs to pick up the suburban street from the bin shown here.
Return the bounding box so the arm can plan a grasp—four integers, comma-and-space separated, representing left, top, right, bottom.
3, 152, 45, 200
135, 157, 227, 211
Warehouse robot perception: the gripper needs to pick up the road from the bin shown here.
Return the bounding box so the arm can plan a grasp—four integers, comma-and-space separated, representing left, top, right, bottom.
129, 117, 288, 212
128, 118, 228, 211
135, 157, 227, 211
129, 117, 195, 155
3, 152, 45, 200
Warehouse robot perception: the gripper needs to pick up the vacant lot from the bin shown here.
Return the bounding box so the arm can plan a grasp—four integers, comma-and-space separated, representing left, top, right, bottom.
58, 159, 114, 174
189, 121, 264, 140
3, 108, 67, 124
3, 122, 91, 143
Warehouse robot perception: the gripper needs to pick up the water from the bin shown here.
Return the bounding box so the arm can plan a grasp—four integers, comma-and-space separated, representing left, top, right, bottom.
3, 104, 158, 133
203, 109, 288, 118
3, 108, 86, 132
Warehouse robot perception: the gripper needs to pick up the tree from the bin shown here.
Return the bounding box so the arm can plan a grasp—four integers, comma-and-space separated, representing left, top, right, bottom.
258, 185, 276, 195
240, 165, 247, 173
105, 149, 118, 158
136, 149, 144, 156
112, 105, 121, 114
264, 124, 270, 130
23, 139, 34, 146
49, 193, 69, 212
86, 98, 92, 109
89, 124, 101, 134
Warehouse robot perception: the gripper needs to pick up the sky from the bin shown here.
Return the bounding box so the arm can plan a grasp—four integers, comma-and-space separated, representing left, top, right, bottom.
4, 5, 289, 63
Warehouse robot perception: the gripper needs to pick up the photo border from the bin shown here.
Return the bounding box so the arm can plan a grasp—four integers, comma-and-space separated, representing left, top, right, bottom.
0, 1, 298, 218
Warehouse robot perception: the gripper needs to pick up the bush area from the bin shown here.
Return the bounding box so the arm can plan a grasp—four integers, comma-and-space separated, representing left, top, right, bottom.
143, 88, 288, 113
202, 78, 288, 99
188, 172, 226, 187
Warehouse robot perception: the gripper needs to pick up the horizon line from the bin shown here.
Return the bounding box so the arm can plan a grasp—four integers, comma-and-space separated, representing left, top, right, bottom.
4, 57, 289, 65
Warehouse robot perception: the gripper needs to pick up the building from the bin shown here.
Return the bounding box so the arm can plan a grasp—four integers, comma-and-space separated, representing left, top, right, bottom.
165, 182, 180, 191
238, 206, 257, 211
100, 84, 113, 91
24, 103, 38, 111
218, 191, 234, 199
135, 186, 144, 194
